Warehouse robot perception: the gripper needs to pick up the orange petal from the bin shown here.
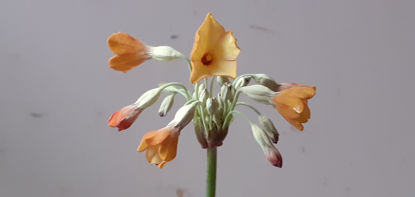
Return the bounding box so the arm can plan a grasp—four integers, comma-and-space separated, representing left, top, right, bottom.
107, 32, 147, 55
159, 132, 179, 161
282, 86, 316, 99
108, 54, 148, 73
137, 129, 171, 152
216, 31, 240, 60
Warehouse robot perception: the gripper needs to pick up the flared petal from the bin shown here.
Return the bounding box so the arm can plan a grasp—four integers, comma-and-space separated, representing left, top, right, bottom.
107, 32, 147, 55
159, 132, 179, 161
216, 31, 240, 60
108, 53, 149, 73
137, 129, 170, 152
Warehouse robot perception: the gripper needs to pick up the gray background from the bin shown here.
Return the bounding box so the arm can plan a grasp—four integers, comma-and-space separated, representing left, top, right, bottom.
1, 0, 414, 196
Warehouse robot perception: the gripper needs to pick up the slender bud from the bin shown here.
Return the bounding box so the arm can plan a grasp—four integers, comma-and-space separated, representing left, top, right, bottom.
158, 94, 175, 117
194, 117, 208, 148
250, 122, 282, 167
258, 115, 279, 143
253, 74, 280, 92
169, 101, 199, 129
219, 83, 233, 101
206, 97, 219, 114
216, 76, 230, 86
233, 76, 251, 89
239, 85, 276, 105
149, 46, 184, 61
135, 88, 162, 109
199, 86, 209, 103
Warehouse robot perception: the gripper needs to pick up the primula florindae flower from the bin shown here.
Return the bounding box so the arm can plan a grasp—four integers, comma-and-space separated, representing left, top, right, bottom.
273, 85, 316, 131
137, 126, 180, 168
107, 32, 151, 72
108, 104, 142, 131
189, 13, 240, 83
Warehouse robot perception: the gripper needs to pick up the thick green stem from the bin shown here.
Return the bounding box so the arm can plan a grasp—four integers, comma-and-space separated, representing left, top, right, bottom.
206, 148, 217, 197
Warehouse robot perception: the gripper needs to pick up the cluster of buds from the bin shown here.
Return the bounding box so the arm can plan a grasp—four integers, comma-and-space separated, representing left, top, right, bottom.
107, 13, 316, 168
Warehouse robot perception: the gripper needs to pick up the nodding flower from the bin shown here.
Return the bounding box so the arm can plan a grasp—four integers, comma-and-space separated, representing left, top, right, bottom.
108, 104, 142, 131
137, 126, 180, 168
107, 32, 151, 72
273, 85, 316, 131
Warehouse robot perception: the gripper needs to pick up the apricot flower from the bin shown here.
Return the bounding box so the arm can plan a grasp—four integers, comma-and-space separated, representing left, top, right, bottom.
273, 85, 316, 131
137, 126, 180, 168
107, 32, 151, 72
108, 104, 142, 131
190, 13, 240, 83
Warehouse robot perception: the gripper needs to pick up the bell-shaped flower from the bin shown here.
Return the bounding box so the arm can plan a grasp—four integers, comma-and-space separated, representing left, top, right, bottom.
137, 101, 199, 168
137, 126, 180, 168
107, 32, 151, 72
108, 104, 142, 131
272, 85, 316, 131
190, 13, 240, 83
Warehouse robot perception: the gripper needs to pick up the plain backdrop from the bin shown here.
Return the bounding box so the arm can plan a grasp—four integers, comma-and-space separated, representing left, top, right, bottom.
1, 0, 414, 196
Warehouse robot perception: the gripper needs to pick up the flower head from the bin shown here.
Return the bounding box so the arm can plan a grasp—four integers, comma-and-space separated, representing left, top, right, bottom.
107, 32, 151, 72
137, 126, 180, 168
108, 104, 142, 131
273, 85, 316, 131
190, 13, 240, 83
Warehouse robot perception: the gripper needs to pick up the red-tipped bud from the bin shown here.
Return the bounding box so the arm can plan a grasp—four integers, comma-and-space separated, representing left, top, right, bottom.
108, 104, 142, 131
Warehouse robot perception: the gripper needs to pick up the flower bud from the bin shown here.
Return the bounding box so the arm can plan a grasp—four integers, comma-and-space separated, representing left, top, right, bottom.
253, 74, 280, 92
169, 101, 199, 129
250, 122, 282, 167
149, 46, 185, 61
135, 88, 162, 109
194, 117, 208, 148
239, 85, 276, 105
216, 76, 230, 86
219, 83, 233, 101
258, 115, 279, 143
233, 76, 251, 89
206, 97, 219, 114
199, 86, 209, 103
158, 94, 175, 117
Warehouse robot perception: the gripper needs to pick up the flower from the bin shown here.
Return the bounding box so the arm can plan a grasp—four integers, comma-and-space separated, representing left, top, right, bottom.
108, 104, 142, 131
107, 32, 151, 72
190, 13, 240, 83
137, 126, 180, 168
273, 85, 316, 131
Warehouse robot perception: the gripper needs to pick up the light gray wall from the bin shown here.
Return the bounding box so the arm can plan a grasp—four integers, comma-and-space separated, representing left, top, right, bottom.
1, 0, 414, 196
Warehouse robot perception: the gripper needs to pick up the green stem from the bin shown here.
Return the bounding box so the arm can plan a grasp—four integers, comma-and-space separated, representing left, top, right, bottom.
206, 148, 217, 197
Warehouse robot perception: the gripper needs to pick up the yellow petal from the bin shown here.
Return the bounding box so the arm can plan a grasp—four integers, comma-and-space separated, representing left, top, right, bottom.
108, 53, 148, 73
216, 31, 240, 60
190, 60, 237, 83
191, 13, 226, 60
282, 86, 316, 99
107, 32, 147, 55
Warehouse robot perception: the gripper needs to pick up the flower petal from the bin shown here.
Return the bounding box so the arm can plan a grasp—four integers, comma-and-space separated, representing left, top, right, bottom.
108, 54, 148, 73
190, 60, 237, 83
107, 32, 147, 55
137, 129, 170, 152
158, 132, 179, 161
216, 31, 240, 60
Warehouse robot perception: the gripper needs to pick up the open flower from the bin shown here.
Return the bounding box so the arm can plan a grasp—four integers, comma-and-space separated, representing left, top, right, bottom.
137, 126, 180, 168
273, 85, 316, 131
107, 32, 151, 72
108, 104, 142, 131
190, 13, 240, 83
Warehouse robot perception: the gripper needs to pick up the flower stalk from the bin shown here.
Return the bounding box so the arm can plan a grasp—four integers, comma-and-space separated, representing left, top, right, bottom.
206, 147, 217, 197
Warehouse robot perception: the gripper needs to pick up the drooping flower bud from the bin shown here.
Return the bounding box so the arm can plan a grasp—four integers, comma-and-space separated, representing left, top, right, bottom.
194, 117, 208, 148
135, 88, 162, 109
250, 122, 282, 167
108, 104, 142, 131
158, 94, 175, 117
149, 46, 185, 61
233, 76, 251, 89
253, 74, 280, 92
239, 85, 277, 105
258, 115, 279, 143
169, 101, 199, 129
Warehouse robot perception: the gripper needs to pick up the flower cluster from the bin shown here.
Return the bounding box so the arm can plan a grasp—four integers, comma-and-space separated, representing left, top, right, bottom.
107, 13, 316, 168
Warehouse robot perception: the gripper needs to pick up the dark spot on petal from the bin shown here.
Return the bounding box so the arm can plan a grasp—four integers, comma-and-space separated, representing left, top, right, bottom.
201, 53, 213, 66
